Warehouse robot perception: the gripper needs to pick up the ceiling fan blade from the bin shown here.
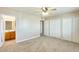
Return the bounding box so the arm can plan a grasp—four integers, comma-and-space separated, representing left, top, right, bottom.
47, 7, 56, 11
41, 7, 48, 12
51, 8, 56, 11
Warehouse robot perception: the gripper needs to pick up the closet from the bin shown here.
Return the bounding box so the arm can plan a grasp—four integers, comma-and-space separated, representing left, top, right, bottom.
44, 14, 79, 43
44, 20, 50, 36
62, 16, 72, 41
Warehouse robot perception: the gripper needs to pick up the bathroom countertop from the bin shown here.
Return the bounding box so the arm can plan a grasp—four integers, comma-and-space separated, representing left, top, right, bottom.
5, 30, 15, 32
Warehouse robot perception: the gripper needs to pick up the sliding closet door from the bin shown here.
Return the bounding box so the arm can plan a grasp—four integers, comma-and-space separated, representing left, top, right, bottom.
51, 17, 61, 38
72, 16, 79, 43
40, 21, 42, 35
50, 19, 53, 36
62, 16, 72, 41
44, 20, 50, 36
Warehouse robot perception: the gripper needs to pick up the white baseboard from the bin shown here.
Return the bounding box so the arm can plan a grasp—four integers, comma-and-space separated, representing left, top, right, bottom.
16, 34, 40, 43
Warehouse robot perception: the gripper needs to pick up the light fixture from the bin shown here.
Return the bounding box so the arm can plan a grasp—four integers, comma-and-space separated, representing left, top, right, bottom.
42, 12, 48, 16
41, 7, 48, 16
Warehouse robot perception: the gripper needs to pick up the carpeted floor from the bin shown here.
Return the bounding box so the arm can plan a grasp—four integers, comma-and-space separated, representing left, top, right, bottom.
0, 36, 79, 52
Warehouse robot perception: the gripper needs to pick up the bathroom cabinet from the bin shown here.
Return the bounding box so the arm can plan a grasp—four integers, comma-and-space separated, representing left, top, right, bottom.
5, 31, 15, 41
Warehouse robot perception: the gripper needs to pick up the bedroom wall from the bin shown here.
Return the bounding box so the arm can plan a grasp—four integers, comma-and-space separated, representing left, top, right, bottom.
16, 13, 40, 42
44, 11, 79, 43
0, 8, 40, 45
0, 16, 4, 47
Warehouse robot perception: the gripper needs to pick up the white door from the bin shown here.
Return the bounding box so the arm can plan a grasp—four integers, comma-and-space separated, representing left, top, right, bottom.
50, 19, 53, 36
62, 16, 72, 41
52, 18, 61, 38
44, 20, 50, 36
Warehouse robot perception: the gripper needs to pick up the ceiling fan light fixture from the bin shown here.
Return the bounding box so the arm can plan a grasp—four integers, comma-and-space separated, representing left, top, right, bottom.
42, 12, 48, 16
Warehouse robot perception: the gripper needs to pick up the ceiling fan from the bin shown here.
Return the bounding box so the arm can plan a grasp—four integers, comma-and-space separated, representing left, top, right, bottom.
41, 7, 56, 12
41, 7, 56, 16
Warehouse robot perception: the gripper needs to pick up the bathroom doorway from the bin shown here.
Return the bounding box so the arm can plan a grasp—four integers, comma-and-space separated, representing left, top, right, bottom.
2, 15, 16, 42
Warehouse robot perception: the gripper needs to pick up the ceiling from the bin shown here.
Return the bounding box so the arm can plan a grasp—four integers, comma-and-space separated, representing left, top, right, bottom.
6, 7, 79, 16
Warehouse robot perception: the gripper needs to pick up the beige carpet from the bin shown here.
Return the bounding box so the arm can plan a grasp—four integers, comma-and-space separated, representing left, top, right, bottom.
0, 36, 79, 52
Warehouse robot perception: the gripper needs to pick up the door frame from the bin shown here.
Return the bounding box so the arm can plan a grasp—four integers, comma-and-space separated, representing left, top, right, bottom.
0, 15, 16, 47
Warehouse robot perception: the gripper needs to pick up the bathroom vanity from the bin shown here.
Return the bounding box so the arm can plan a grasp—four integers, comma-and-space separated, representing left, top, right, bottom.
5, 31, 15, 41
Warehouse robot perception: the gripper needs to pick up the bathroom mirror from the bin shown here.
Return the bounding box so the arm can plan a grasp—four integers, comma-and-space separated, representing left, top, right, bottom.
5, 21, 12, 30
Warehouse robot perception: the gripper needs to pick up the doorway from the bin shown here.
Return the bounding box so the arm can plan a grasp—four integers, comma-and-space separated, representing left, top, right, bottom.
2, 15, 16, 42
40, 20, 44, 36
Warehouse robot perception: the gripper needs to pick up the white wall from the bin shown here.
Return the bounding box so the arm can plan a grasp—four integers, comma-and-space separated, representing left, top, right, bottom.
0, 8, 40, 45
16, 13, 40, 42
44, 11, 79, 43
0, 16, 4, 47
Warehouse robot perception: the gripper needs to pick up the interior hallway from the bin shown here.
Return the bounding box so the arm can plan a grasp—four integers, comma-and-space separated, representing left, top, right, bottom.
0, 36, 79, 52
